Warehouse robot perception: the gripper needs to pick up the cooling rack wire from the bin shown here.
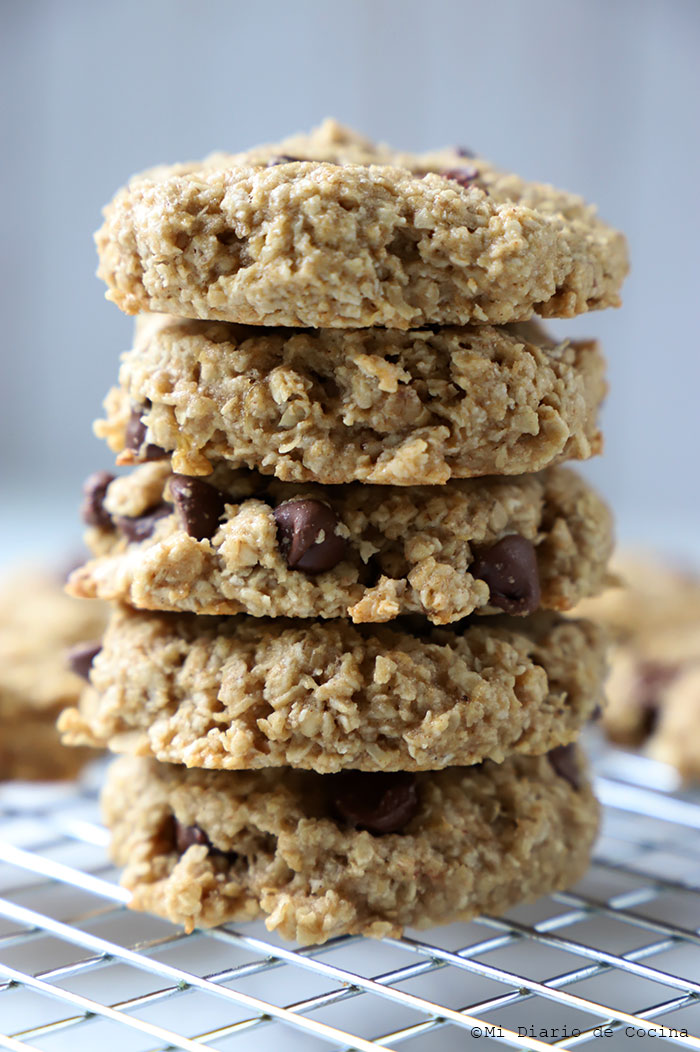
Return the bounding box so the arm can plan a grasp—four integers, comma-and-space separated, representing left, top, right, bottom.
1, 739, 700, 1052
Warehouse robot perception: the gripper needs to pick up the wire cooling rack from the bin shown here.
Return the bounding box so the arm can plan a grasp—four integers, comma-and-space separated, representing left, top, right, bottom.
1, 741, 700, 1052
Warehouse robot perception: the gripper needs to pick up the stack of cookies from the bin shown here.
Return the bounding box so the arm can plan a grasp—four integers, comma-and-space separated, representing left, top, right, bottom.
60, 121, 627, 944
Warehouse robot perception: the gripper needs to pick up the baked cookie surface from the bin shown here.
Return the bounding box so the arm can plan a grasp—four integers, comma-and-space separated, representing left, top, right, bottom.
577, 553, 700, 779
97, 315, 605, 484
96, 120, 628, 329
68, 463, 613, 624
0, 569, 107, 780
103, 749, 598, 944
60, 605, 605, 772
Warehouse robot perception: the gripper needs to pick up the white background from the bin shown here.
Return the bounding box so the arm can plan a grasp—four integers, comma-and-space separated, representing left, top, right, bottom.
2, 0, 699, 562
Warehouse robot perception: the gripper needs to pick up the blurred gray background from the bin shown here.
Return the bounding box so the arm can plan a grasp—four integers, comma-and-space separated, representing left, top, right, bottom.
2, 0, 699, 561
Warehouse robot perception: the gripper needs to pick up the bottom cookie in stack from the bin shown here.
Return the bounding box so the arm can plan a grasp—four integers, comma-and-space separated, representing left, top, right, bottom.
103, 748, 598, 945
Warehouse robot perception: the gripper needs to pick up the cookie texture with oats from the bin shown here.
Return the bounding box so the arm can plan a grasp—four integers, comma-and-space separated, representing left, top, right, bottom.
103, 749, 598, 943
96, 314, 605, 484
60, 605, 605, 772
95, 119, 628, 329
67, 462, 613, 625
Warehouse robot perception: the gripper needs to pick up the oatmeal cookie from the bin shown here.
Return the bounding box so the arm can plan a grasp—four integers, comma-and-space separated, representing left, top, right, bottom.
103, 748, 598, 944
577, 553, 700, 779
59, 606, 605, 772
97, 314, 605, 483
67, 463, 613, 624
0, 569, 107, 780
96, 120, 628, 329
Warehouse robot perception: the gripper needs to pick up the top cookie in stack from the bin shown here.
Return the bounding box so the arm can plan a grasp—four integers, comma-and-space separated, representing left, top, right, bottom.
96, 118, 627, 330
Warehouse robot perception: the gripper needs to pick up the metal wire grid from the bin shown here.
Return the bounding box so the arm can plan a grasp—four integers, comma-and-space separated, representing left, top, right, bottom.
1, 746, 700, 1051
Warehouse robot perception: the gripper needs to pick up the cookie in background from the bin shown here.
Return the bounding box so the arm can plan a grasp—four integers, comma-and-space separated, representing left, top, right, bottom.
575, 551, 700, 780
0, 566, 108, 781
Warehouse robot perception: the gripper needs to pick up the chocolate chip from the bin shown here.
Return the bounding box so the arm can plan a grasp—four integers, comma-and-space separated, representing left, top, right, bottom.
442, 166, 480, 188
125, 403, 167, 461
639, 704, 660, 741
329, 771, 419, 835
548, 744, 581, 790
80, 470, 115, 529
274, 499, 347, 573
175, 821, 210, 852
124, 405, 146, 452
142, 445, 168, 461
114, 502, 170, 542
637, 661, 677, 701
169, 475, 228, 541
471, 534, 541, 616
67, 640, 102, 681
633, 661, 677, 741
456, 146, 476, 158
267, 154, 303, 166
174, 819, 238, 862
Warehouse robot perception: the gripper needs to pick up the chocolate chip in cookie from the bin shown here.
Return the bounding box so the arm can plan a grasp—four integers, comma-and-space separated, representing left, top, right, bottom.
125, 402, 167, 461
114, 503, 170, 542
169, 476, 228, 541
329, 771, 419, 835
266, 155, 303, 166
274, 499, 347, 573
67, 640, 102, 681
80, 470, 115, 529
174, 821, 210, 852
548, 744, 581, 790
173, 819, 238, 862
442, 166, 480, 188
633, 661, 677, 742
472, 535, 541, 615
